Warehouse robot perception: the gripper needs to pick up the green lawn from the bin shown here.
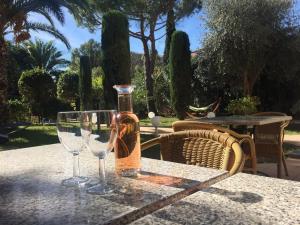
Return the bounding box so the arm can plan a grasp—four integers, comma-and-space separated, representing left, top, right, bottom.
139, 117, 177, 127
1, 122, 299, 156
285, 123, 300, 135
0, 125, 161, 159
285, 130, 300, 135
0, 125, 59, 151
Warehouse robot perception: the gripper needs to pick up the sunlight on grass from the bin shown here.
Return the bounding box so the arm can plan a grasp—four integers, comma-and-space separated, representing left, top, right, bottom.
285, 130, 300, 135
140, 117, 177, 127
8, 137, 29, 144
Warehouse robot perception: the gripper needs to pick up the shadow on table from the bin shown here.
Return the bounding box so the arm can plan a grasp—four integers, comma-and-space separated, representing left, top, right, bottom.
0, 169, 264, 225
102, 171, 201, 209
150, 198, 264, 225
203, 187, 263, 203
148, 188, 263, 224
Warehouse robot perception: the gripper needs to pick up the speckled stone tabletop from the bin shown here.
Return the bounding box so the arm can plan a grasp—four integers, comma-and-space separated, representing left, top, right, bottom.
131, 173, 300, 225
194, 115, 292, 126
0, 144, 228, 225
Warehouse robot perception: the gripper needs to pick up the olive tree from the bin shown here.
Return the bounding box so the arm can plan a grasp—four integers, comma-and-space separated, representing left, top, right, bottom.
203, 0, 293, 96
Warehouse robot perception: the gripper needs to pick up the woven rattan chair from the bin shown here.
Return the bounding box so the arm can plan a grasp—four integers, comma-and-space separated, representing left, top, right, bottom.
141, 130, 245, 175
172, 121, 257, 174
253, 112, 290, 178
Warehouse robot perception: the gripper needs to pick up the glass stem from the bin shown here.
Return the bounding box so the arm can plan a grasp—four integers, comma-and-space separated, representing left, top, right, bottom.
73, 152, 80, 178
99, 158, 106, 186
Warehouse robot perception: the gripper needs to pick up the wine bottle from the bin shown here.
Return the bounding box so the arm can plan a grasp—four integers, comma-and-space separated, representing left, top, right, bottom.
113, 85, 141, 177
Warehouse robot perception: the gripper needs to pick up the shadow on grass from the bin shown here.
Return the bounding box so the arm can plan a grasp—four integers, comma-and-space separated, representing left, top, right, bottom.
286, 123, 300, 134
0, 125, 59, 151
141, 134, 161, 160
1, 127, 160, 158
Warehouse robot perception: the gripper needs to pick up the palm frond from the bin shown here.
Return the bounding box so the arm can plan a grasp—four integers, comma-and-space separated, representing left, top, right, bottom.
12, 0, 65, 24
22, 38, 69, 72
25, 22, 71, 49
33, 9, 55, 27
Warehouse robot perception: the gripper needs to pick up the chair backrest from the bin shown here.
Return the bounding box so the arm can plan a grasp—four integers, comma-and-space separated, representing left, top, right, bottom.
172, 120, 249, 140
173, 121, 220, 132
253, 112, 289, 145
172, 120, 255, 156
141, 130, 244, 175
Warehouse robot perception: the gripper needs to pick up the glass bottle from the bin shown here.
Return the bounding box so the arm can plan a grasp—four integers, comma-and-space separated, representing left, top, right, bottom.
113, 85, 141, 177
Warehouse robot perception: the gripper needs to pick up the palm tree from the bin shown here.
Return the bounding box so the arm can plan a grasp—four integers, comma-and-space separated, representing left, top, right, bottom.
0, 0, 87, 124
22, 39, 69, 74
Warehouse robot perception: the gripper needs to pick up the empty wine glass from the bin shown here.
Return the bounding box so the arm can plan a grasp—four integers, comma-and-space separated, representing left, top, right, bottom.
81, 110, 118, 195
57, 111, 88, 187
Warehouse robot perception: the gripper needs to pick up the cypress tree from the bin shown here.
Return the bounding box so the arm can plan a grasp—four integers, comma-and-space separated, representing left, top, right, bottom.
79, 55, 92, 110
101, 10, 131, 109
169, 31, 192, 120
163, 0, 176, 65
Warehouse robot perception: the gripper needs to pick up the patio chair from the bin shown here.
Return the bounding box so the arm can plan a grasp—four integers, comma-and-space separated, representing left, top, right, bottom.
172, 121, 257, 174
253, 112, 290, 178
186, 97, 221, 119
141, 130, 245, 175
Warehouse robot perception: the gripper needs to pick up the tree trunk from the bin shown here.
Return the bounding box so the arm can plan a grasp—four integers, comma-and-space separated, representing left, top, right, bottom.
142, 38, 157, 114
0, 35, 9, 125
243, 71, 259, 96
140, 17, 157, 114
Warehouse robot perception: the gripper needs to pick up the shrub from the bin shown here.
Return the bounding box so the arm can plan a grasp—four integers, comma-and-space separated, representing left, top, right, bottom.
43, 98, 73, 120
102, 10, 131, 108
226, 96, 260, 115
153, 66, 173, 116
79, 56, 92, 110
91, 67, 104, 109
18, 68, 55, 120
8, 99, 29, 122
169, 31, 192, 119
57, 71, 79, 107
132, 65, 148, 117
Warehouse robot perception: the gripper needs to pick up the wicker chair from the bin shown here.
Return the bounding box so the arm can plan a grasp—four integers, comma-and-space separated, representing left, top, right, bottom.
141, 130, 245, 176
172, 121, 257, 174
253, 112, 290, 178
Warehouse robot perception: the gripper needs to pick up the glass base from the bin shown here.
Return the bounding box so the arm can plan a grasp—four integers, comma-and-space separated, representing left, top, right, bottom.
118, 168, 140, 177
87, 183, 114, 195
62, 176, 89, 187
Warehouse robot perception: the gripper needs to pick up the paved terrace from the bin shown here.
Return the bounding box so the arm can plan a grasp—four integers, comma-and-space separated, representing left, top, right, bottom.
140, 126, 300, 181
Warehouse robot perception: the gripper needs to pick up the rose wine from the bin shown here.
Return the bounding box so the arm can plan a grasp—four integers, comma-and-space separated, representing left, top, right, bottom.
113, 85, 141, 177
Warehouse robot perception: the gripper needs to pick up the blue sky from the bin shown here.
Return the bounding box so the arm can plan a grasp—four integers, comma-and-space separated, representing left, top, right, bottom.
22, 10, 206, 60
7, 1, 300, 60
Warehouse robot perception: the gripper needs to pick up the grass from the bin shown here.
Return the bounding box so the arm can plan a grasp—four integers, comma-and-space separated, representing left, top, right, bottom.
0, 125, 162, 159
283, 143, 300, 153
285, 130, 300, 135
1, 120, 299, 157
139, 117, 177, 127
0, 125, 59, 151
285, 123, 300, 135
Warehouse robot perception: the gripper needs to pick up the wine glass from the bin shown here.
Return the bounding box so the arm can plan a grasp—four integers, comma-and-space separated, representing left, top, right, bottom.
81, 110, 118, 195
57, 111, 89, 187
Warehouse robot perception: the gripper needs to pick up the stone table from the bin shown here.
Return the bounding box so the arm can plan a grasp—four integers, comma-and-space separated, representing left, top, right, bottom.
131, 173, 300, 225
0, 144, 228, 225
192, 115, 293, 126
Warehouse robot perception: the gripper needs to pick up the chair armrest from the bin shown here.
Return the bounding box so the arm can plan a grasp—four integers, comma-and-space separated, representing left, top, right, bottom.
141, 137, 161, 151
229, 142, 245, 175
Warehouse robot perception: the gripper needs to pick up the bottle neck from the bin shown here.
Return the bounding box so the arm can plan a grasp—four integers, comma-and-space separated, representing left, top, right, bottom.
118, 94, 133, 112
